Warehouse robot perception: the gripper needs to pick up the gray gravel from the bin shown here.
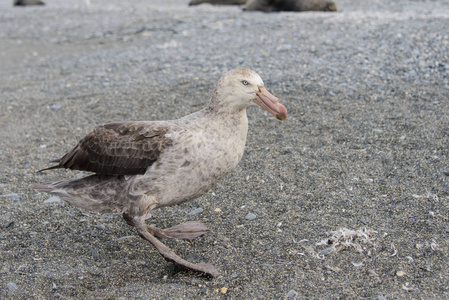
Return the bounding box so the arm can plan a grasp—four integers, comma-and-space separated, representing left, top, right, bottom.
1, 0, 449, 298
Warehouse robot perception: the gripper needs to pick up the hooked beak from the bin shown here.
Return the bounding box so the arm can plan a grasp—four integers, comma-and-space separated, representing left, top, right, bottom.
254, 86, 288, 121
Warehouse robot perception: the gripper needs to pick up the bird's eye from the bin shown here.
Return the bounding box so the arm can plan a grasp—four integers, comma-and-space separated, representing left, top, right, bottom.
241, 80, 249, 86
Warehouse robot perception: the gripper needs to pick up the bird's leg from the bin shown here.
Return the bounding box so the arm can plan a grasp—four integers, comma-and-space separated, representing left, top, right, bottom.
123, 213, 211, 241
149, 221, 211, 242
122, 213, 220, 277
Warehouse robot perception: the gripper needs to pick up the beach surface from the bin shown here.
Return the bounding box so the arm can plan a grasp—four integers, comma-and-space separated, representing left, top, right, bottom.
1, 0, 448, 298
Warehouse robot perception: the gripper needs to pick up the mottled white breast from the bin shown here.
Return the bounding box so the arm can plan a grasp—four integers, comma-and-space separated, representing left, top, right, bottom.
127, 109, 249, 209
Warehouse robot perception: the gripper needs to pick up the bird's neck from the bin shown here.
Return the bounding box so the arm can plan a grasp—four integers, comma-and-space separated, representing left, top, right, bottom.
208, 92, 249, 115
206, 101, 248, 127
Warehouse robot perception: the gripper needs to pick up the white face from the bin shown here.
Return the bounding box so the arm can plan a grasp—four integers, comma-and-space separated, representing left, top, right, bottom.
214, 68, 287, 121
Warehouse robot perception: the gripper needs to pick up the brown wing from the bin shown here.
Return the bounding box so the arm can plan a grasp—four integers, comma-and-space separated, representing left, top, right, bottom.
40, 122, 173, 175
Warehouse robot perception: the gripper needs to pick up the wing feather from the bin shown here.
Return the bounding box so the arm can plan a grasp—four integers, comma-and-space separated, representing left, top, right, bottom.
40, 122, 173, 175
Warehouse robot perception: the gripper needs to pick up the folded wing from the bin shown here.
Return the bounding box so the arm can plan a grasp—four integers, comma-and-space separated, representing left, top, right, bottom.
40, 122, 173, 175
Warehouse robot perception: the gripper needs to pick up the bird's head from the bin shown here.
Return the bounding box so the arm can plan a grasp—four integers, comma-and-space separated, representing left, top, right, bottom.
211, 67, 287, 121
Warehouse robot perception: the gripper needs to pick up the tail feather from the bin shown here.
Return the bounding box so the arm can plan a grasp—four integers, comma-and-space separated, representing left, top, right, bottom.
37, 160, 62, 173
34, 175, 124, 213
34, 183, 55, 193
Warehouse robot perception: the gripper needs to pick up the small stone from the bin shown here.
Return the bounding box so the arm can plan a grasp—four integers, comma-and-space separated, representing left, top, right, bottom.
7, 282, 18, 291
214, 208, 221, 212
245, 213, 257, 220
44, 196, 61, 203
95, 225, 105, 230
185, 253, 201, 263
4, 221, 14, 228
319, 247, 335, 256
187, 208, 203, 215
59, 265, 69, 270
286, 289, 298, 298
220, 287, 228, 294
396, 270, 405, 277
117, 235, 136, 241
50, 104, 61, 110
351, 262, 363, 267
5, 193, 21, 201
443, 171, 449, 176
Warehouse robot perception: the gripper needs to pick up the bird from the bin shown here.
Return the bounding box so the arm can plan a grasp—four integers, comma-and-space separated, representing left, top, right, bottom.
244, 0, 337, 12
34, 67, 288, 277
189, 0, 247, 6
14, 0, 45, 6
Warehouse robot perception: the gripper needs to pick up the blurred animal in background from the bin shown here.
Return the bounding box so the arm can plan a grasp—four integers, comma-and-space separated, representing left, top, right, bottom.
189, 0, 247, 5
244, 0, 337, 12
14, 0, 45, 5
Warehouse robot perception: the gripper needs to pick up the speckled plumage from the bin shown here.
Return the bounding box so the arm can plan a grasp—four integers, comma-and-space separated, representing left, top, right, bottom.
35, 67, 287, 277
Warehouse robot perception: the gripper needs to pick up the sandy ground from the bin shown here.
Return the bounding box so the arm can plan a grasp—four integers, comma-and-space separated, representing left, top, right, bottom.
1, 0, 449, 298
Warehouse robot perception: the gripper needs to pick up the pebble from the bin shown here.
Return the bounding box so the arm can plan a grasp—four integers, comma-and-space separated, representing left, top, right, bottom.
351, 262, 363, 267
95, 225, 106, 230
117, 235, 136, 241
245, 213, 257, 220
185, 252, 201, 263
319, 247, 335, 256
5, 193, 21, 201
100, 214, 115, 220
44, 196, 61, 203
50, 104, 61, 110
59, 265, 69, 270
286, 289, 298, 298
187, 208, 203, 215
396, 271, 406, 277
4, 221, 14, 228
7, 282, 18, 291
